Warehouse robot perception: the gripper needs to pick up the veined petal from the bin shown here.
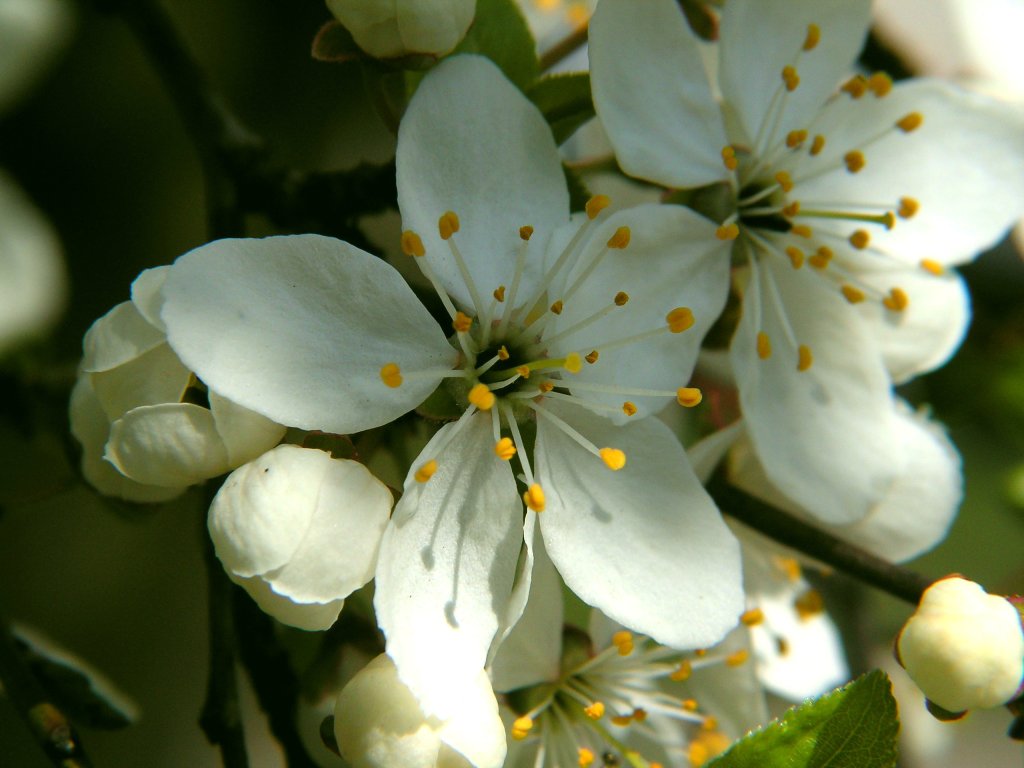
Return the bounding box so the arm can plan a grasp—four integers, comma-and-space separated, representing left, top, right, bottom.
486, 510, 539, 670
797, 79, 1024, 266
397, 55, 569, 311
535, 403, 744, 650
374, 413, 522, 720
589, 0, 727, 188
161, 235, 456, 434
719, 0, 871, 148
548, 203, 730, 422
730, 256, 902, 523
88, 342, 191, 421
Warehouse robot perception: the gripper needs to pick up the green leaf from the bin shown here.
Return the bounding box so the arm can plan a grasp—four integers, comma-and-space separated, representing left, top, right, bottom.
563, 163, 591, 214
526, 72, 594, 145
708, 669, 899, 768
453, 0, 539, 89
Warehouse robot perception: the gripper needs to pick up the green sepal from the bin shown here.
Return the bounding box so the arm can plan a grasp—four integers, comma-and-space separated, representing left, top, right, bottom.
707, 669, 900, 768
452, 0, 539, 90
526, 72, 594, 145
311, 20, 364, 63
415, 380, 464, 422
564, 163, 591, 214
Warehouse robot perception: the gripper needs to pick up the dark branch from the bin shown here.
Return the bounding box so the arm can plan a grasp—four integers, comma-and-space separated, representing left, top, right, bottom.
0, 610, 93, 768
708, 475, 933, 605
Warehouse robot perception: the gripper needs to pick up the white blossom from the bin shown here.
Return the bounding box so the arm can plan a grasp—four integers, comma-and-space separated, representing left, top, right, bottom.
325, 0, 475, 59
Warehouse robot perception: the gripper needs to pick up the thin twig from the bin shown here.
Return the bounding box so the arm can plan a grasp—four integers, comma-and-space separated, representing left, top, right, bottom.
708, 475, 933, 605
540, 24, 588, 72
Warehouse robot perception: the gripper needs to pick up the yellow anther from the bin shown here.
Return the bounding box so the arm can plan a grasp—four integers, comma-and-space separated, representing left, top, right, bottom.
897, 112, 924, 132
882, 211, 896, 230
756, 331, 772, 360
494, 437, 516, 461
782, 201, 801, 218
380, 363, 403, 388
721, 145, 738, 171
519, 225, 534, 241
632, 708, 648, 722
681, 699, 700, 712
438, 210, 460, 240
614, 291, 629, 306
803, 23, 820, 50
667, 307, 695, 333
677, 387, 703, 407
523, 483, 545, 512
841, 284, 866, 304
726, 649, 750, 668
564, 352, 582, 373
868, 71, 893, 97
775, 555, 802, 582
599, 447, 627, 471
702, 716, 720, 732
400, 230, 425, 257
585, 194, 611, 219
511, 716, 533, 740
740, 608, 765, 626
785, 246, 804, 269
778, 637, 791, 656
797, 344, 813, 372
883, 286, 909, 312
694, 648, 708, 657
515, 365, 531, 379
538, 380, 554, 393
920, 258, 944, 276
497, 345, 510, 360
578, 747, 595, 767
781, 65, 800, 92
849, 229, 870, 249
843, 150, 866, 173
786, 129, 808, 148
468, 383, 496, 410
453, 311, 473, 333
585, 350, 599, 364
790, 224, 812, 238
670, 660, 693, 681
688, 730, 731, 768
622, 401, 637, 416
898, 197, 920, 219
795, 588, 825, 619
607, 226, 631, 249
414, 459, 438, 483
612, 630, 634, 654
715, 222, 740, 240
611, 714, 633, 726
841, 74, 868, 99
808, 251, 831, 270
550, 299, 564, 315
810, 134, 826, 156
774, 170, 794, 193
584, 701, 605, 719
493, 285, 506, 302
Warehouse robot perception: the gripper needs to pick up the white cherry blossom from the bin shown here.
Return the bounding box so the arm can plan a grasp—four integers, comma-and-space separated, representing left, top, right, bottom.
325, 0, 475, 59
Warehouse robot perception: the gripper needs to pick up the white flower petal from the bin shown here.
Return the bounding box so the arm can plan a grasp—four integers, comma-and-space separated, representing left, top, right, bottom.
81, 300, 165, 374
208, 391, 285, 467
436, 668, 507, 768
797, 79, 1024, 266
535, 403, 743, 650
162, 235, 456, 434
730, 256, 902, 524
88, 342, 191, 421
0, 0, 72, 114
549, 203, 731, 422
589, 0, 728, 188
105, 403, 229, 487
375, 413, 522, 719
326, 0, 474, 59
486, 510, 539, 669
687, 421, 744, 485
130, 265, 170, 331
396, 55, 569, 310
229, 574, 345, 632
719, 0, 871, 147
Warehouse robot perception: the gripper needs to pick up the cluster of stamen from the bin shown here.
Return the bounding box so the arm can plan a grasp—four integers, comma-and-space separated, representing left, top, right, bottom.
508, 627, 758, 767
711, 22, 945, 373
381, 195, 705, 510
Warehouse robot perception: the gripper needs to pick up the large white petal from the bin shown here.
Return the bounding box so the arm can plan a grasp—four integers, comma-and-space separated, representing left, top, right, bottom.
229, 574, 344, 633
535, 403, 743, 650
719, 0, 870, 148
81, 300, 164, 374
89, 342, 191, 421
589, 0, 728, 188
796, 79, 1024, 266
375, 413, 522, 719
130, 265, 170, 331
548, 204, 731, 423
162, 235, 456, 434
208, 391, 285, 467
396, 55, 569, 311
730, 256, 901, 523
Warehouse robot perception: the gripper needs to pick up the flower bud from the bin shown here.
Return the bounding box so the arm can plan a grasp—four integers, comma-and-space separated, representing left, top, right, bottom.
325, 0, 475, 59
209, 445, 392, 631
897, 577, 1024, 714
70, 266, 285, 501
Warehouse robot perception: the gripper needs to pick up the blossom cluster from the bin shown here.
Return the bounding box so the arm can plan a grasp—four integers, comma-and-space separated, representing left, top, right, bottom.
59, 0, 1024, 766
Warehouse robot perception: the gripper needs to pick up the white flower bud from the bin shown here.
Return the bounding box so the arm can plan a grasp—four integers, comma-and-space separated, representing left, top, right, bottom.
70, 266, 285, 501
209, 445, 392, 631
333, 654, 475, 768
325, 0, 475, 59
897, 577, 1024, 713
